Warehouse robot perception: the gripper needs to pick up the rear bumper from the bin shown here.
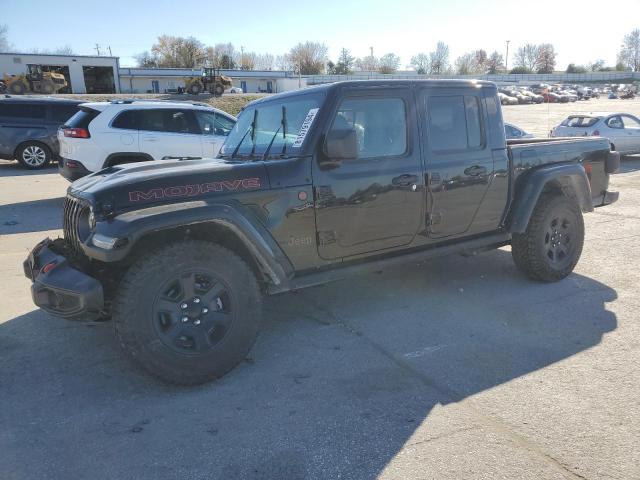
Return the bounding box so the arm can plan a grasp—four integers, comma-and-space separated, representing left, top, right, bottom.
59, 157, 92, 182
23, 238, 104, 321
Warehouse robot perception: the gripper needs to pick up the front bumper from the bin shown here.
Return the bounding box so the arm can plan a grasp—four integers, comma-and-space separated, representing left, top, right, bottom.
23, 238, 104, 321
59, 157, 92, 182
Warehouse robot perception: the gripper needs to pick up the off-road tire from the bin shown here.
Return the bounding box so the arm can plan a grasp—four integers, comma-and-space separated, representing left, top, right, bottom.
188, 83, 202, 95
16, 142, 52, 169
511, 194, 584, 282
113, 240, 262, 385
41, 81, 55, 94
9, 81, 26, 95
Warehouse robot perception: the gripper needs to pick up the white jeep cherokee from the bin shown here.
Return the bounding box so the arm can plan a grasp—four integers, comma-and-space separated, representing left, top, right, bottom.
58, 100, 236, 181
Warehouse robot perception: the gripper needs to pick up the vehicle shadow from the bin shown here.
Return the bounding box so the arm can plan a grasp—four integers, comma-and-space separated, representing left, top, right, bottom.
0, 197, 63, 234
619, 155, 640, 173
0, 249, 617, 479
0, 160, 58, 177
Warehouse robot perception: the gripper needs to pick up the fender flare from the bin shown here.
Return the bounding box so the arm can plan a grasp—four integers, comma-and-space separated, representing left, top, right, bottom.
82, 201, 293, 287
507, 163, 593, 234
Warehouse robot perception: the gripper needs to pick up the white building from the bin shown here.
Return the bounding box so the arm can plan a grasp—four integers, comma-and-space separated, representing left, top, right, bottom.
118, 68, 306, 94
0, 52, 120, 93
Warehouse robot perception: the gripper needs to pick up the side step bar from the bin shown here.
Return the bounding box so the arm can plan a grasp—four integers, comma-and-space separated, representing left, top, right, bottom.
269, 232, 511, 294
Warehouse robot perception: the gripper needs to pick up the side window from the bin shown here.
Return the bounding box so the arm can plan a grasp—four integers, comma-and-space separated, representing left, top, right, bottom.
428, 95, 484, 151
606, 116, 624, 129
112, 110, 137, 130
214, 115, 235, 136
50, 105, 80, 123
330, 97, 407, 159
622, 115, 640, 129
195, 111, 216, 135
137, 109, 199, 134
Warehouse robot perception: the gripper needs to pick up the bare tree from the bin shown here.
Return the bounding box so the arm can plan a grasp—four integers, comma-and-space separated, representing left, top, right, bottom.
54, 45, 75, 55
135, 50, 159, 68
410, 53, 429, 74
618, 28, 640, 71
487, 51, 505, 74
356, 55, 378, 71
275, 54, 292, 71
148, 35, 205, 68
535, 43, 556, 73
0, 24, 10, 52
287, 41, 328, 75
455, 52, 476, 75
379, 53, 400, 74
473, 49, 488, 73
254, 53, 275, 70
237, 51, 257, 70
589, 59, 605, 72
429, 41, 450, 74
514, 44, 539, 71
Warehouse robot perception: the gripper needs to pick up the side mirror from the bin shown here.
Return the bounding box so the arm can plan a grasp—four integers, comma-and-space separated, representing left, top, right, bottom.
324, 128, 358, 160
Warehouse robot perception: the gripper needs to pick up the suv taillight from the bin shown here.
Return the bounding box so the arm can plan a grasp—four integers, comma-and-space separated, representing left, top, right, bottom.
63, 128, 90, 138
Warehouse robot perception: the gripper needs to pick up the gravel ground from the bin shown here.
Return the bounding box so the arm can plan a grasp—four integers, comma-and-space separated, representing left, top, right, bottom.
0, 100, 639, 479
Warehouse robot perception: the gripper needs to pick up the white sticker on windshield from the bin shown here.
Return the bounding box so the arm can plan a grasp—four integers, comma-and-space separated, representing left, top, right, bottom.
292, 108, 319, 148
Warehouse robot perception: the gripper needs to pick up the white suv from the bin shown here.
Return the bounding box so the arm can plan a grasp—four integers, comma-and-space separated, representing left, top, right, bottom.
58, 100, 236, 181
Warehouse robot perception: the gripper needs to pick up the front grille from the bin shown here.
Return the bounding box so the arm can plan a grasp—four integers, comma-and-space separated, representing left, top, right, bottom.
63, 195, 90, 253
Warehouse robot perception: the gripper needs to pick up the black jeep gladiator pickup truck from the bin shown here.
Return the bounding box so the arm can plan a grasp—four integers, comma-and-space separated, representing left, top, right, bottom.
24, 80, 620, 384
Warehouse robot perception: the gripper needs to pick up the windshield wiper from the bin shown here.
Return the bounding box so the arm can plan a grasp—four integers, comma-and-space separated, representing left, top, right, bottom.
230, 109, 257, 159
261, 106, 287, 161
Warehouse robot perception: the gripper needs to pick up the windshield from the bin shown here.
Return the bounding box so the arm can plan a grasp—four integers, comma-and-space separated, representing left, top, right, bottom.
220, 92, 324, 159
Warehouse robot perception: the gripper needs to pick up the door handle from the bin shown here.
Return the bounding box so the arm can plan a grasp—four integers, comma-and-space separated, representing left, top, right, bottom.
144, 136, 159, 142
464, 165, 487, 176
392, 174, 419, 186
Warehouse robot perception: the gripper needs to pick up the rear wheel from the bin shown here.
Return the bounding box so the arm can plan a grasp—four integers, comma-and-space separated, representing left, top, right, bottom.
16, 142, 51, 169
188, 82, 202, 95
511, 194, 584, 282
41, 81, 55, 94
113, 241, 262, 385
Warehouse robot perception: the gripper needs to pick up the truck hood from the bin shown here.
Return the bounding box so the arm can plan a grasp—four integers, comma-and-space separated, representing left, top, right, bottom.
69, 158, 270, 212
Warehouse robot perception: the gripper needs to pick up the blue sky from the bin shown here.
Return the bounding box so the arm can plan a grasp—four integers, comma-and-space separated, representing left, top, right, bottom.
3, 0, 639, 69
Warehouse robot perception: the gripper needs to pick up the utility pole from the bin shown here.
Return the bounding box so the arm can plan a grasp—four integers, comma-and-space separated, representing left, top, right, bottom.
505, 40, 510, 73
108, 46, 112, 57
95, 44, 101, 56
240, 46, 244, 70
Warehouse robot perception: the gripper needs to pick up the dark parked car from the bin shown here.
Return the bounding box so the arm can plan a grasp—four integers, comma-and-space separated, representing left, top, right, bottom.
0, 96, 82, 169
24, 80, 620, 385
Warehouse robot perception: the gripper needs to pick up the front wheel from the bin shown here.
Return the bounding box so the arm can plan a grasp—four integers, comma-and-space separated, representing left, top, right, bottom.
511, 194, 584, 282
113, 241, 262, 385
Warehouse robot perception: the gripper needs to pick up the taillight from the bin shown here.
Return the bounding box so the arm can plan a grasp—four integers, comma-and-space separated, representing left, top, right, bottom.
592, 130, 600, 136
63, 128, 90, 138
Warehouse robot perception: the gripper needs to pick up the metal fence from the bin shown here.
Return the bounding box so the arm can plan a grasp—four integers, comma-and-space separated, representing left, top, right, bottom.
306, 71, 640, 85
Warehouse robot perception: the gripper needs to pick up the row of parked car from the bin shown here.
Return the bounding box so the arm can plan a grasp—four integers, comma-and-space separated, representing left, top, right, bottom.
1, 91, 639, 174
0, 95, 236, 173
498, 84, 602, 105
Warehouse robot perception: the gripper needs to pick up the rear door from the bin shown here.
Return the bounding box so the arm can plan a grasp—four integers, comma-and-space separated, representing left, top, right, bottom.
419, 89, 493, 238
313, 88, 423, 259
620, 115, 640, 153
138, 108, 203, 159
0, 102, 48, 158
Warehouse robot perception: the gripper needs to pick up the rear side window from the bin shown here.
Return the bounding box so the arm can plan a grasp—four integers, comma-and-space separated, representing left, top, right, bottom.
65, 108, 99, 128
112, 110, 137, 130
50, 104, 80, 123
561, 116, 599, 127
428, 95, 484, 151
0, 102, 47, 119
331, 97, 407, 159
137, 109, 199, 134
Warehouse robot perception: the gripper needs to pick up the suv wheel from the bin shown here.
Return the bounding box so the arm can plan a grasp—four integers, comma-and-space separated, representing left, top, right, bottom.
16, 142, 52, 169
113, 241, 262, 385
511, 194, 584, 282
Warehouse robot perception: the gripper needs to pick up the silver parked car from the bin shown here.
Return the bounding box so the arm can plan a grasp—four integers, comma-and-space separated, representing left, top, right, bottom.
551, 112, 640, 154
505, 123, 535, 140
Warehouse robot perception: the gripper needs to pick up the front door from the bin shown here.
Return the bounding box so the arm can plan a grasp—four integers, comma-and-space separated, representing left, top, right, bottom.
420, 90, 494, 238
240, 81, 247, 93
620, 114, 640, 153
313, 90, 423, 260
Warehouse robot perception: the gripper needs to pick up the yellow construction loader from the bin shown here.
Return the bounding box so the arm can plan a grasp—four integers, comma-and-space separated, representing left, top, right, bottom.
184, 68, 233, 95
3, 64, 68, 95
